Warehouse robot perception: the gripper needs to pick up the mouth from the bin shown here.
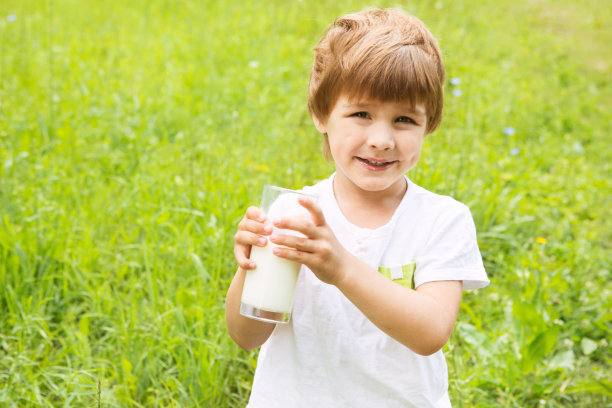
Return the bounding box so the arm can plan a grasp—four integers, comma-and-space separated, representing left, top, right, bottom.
355, 157, 397, 170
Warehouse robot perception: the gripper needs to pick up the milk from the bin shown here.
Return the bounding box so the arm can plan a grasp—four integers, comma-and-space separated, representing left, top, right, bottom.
239, 187, 315, 323
241, 243, 301, 316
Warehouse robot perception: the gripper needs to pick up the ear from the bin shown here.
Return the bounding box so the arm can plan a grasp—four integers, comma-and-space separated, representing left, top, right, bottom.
311, 115, 327, 134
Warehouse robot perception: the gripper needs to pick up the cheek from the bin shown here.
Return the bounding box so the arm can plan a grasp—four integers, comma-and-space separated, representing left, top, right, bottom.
404, 140, 424, 162
328, 129, 357, 154
326, 134, 343, 162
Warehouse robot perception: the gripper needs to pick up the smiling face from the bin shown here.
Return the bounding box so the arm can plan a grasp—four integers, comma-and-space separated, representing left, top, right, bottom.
314, 95, 427, 197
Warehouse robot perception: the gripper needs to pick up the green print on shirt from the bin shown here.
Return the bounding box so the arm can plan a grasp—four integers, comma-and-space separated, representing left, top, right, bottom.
378, 262, 416, 289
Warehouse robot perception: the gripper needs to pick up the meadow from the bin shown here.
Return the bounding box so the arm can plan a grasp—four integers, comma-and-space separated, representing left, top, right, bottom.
1, 0, 610, 406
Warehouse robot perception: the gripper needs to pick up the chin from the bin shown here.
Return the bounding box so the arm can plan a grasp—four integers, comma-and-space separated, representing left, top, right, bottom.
354, 178, 400, 193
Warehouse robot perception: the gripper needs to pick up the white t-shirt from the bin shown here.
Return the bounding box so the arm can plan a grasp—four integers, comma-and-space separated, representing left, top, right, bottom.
246, 174, 489, 408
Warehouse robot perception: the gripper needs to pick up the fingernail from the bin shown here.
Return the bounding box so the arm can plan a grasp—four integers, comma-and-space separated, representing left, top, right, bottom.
263, 225, 273, 234
272, 247, 280, 255
258, 237, 267, 246
249, 261, 256, 268
273, 218, 281, 226
269, 234, 278, 242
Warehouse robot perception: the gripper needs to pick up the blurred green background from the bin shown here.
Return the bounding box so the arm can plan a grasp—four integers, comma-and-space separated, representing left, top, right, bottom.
1, 0, 610, 406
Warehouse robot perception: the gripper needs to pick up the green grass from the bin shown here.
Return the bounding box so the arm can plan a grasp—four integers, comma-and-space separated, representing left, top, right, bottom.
1, 0, 610, 406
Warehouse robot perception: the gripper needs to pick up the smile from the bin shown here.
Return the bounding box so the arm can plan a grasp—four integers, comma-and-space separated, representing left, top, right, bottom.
356, 157, 396, 169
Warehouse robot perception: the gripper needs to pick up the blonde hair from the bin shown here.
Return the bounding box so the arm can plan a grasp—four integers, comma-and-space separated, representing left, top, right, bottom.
308, 8, 445, 159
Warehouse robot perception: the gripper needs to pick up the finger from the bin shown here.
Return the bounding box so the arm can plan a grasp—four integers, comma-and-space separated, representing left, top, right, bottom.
238, 217, 273, 235
234, 230, 269, 248
271, 245, 309, 264
297, 197, 326, 227
272, 197, 324, 235
269, 234, 315, 253
272, 215, 317, 237
245, 206, 267, 222
234, 244, 256, 270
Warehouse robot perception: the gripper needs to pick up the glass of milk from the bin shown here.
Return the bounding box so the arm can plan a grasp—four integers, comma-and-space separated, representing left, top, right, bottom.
240, 185, 317, 324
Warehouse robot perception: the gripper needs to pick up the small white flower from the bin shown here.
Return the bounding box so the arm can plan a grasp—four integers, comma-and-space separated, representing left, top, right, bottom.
572, 141, 584, 154
450, 77, 461, 85
7, 14, 17, 22
503, 126, 516, 136
553, 319, 565, 326
510, 147, 520, 156
248, 60, 259, 69
452, 89, 462, 97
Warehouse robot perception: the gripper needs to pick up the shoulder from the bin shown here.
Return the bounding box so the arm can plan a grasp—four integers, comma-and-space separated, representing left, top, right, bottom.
405, 179, 471, 220
405, 180, 489, 290
400, 179, 478, 248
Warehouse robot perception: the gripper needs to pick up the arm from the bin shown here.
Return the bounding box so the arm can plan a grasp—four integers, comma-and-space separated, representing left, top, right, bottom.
269, 197, 462, 356
225, 207, 276, 350
334, 256, 462, 355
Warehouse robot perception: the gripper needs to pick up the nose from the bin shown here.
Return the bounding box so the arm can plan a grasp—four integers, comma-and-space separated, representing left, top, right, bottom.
366, 122, 395, 150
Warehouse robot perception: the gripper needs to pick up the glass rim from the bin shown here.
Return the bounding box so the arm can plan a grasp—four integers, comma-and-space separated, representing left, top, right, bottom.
262, 184, 318, 200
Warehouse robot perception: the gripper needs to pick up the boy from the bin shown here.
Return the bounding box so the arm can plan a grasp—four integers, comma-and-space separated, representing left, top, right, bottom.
226, 7, 489, 407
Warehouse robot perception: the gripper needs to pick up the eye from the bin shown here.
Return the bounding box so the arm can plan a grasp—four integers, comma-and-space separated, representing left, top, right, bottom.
396, 116, 416, 124
352, 111, 370, 119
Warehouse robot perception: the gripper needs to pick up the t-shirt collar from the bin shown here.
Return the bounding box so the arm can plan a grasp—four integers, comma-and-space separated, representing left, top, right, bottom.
326, 172, 415, 239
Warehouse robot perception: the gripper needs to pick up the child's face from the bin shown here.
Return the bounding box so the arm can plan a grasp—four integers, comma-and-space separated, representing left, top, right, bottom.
315, 95, 427, 195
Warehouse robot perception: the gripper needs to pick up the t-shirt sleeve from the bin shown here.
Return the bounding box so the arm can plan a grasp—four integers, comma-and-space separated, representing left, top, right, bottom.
414, 203, 489, 290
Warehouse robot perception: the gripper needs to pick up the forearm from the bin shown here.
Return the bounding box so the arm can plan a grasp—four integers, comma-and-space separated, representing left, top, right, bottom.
225, 267, 276, 350
336, 256, 462, 355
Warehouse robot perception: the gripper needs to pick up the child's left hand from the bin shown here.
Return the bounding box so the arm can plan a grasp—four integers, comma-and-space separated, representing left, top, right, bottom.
268, 197, 350, 286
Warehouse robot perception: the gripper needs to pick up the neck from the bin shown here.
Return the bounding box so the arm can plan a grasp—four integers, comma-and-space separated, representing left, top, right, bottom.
332, 174, 408, 228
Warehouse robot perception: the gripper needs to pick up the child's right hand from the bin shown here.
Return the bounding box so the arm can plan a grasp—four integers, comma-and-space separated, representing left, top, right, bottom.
233, 206, 273, 270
